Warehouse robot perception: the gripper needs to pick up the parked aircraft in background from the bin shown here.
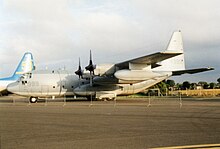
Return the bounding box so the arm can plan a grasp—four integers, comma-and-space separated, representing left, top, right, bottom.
0, 52, 35, 95
7, 31, 213, 103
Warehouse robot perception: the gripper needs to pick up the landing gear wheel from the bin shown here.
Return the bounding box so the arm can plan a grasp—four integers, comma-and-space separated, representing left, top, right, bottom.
30, 97, 38, 103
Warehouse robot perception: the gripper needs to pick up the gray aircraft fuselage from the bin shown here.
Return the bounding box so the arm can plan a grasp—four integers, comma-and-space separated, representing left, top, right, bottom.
7, 69, 171, 99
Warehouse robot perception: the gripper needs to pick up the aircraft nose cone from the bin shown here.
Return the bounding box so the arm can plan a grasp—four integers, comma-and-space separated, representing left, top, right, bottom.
7, 82, 19, 93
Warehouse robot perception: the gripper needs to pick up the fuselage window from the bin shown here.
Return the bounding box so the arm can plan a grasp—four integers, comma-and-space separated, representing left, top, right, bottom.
53, 86, 55, 88
22, 80, 28, 85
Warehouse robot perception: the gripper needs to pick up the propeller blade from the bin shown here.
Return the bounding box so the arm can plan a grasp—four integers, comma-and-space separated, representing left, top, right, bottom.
85, 50, 96, 73
75, 57, 83, 78
90, 50, 92, 64
85, 50, 96, 86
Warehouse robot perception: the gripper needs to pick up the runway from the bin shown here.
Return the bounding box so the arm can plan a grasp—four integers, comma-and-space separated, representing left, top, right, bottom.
0, 96, 220, 149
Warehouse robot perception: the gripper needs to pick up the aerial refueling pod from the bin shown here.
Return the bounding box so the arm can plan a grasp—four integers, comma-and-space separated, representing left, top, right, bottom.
114, 69, 170, 82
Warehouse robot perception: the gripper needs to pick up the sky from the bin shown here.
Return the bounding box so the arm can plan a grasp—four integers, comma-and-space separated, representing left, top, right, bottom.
0, 0, 219, 83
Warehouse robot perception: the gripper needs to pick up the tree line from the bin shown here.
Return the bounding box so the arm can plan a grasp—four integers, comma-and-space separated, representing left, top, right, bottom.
149, 78, 220, 95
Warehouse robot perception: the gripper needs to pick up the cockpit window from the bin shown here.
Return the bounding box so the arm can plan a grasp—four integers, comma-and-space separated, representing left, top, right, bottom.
21, 80, 28, 85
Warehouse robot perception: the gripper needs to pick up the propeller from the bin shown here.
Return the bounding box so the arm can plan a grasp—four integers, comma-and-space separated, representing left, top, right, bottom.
75, 58, 83, 88
75, 58, 83, 79
85, 50, 96, 74
85, 50, 96, 86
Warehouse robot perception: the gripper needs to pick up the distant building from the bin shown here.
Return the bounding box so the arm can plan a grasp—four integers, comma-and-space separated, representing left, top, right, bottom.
196, 86, 203, 90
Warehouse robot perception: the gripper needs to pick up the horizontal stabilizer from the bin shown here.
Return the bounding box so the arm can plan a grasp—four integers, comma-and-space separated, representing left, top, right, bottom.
172, 67, 214, 76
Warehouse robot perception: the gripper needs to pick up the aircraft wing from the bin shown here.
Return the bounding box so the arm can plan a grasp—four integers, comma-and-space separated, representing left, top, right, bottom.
115, 52, 182, 69
172, 67, 214, 76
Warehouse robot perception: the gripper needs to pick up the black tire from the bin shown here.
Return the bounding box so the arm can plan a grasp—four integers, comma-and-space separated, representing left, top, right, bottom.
30, 97, 38, 103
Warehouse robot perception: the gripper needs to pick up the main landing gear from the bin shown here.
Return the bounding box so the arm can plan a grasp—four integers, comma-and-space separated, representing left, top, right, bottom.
29, 97, 38, 103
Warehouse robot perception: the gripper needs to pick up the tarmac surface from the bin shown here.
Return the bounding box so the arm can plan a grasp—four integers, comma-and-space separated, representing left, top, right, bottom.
0, 95, 220, 149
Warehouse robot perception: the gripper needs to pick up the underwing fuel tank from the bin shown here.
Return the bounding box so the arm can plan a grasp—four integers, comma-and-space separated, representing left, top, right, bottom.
114, 69, 169, 81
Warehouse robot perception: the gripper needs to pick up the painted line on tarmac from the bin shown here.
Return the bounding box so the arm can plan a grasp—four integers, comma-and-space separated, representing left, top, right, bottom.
152, 144, 220, 149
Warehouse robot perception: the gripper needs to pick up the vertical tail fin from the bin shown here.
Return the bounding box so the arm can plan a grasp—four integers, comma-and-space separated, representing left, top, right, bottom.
11, 52, 35, 79
154, 31, 185, 71
165, 30, 184, 53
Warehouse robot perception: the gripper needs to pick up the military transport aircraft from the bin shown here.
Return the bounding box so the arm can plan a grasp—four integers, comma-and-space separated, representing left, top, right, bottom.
0, 52, 35, 95
7, 31, 213, 103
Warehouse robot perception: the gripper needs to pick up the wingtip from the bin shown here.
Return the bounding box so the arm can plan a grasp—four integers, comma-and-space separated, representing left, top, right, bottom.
207, 67, 214, 70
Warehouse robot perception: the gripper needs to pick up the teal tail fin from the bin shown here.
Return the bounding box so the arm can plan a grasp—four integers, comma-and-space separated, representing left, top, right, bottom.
11, 52, 35, 80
